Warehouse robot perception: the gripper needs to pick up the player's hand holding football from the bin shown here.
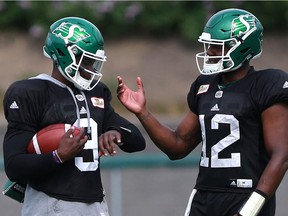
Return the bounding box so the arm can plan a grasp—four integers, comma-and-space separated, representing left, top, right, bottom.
98, 130, 122, 157
56, 126, 88, 162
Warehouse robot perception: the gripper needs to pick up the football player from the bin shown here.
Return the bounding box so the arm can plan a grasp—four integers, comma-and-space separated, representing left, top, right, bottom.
3, 17, 145, 215
117, 8, 288, 216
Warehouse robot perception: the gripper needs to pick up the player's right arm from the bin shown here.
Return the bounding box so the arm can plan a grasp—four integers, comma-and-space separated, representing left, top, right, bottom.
3, 80, 72, 182
117, 76, 202, 159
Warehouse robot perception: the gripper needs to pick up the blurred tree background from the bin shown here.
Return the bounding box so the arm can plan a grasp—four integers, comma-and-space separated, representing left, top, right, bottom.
0, 1, 287, 43
1, 3, 288, 216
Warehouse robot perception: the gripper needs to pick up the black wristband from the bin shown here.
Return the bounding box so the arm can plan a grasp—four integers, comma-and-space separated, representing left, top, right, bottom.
254, 189, 268, 200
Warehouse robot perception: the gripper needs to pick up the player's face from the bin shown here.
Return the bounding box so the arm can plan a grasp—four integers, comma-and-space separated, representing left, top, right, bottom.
206, 44, 228, 63
81, 56, 95, 69
76, 56, 95, 79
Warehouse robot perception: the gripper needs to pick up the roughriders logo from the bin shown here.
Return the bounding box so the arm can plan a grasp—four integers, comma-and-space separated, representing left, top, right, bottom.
231, 14, 256, 37
53, 22, 90, 43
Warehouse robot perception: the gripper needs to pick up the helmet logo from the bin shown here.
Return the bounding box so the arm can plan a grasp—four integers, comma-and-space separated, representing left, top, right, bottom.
231, 15, 256, 37
53, 22, 90, 43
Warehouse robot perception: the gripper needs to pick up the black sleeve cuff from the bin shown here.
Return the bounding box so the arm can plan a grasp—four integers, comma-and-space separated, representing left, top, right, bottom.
106, 126, 121, 133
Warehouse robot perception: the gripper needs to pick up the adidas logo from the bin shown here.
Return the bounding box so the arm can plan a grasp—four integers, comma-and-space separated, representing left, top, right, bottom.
283, 81, 288, 88
79, 106, 87, 114
9, 101, 19, 109
230, 181, 237, 187
211, 104, 219, 111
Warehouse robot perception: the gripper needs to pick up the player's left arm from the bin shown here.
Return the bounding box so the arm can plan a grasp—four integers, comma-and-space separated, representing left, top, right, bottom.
259, 102, 288, 197
99, 122, 146, 157
238, 102, 288, 216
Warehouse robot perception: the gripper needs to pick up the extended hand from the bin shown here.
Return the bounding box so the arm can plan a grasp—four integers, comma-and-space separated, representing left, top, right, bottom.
117, 76, 146, 114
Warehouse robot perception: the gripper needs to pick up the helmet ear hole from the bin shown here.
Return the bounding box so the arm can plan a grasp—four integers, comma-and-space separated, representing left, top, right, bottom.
56, 49, 65, 57
51, 54, 59, 67
241, 47, 250, 54
54, 60, 59, 67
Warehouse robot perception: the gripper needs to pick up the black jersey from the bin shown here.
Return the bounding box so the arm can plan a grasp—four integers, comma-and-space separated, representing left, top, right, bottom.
187, 67, 288, 193
3, 74, 145, 202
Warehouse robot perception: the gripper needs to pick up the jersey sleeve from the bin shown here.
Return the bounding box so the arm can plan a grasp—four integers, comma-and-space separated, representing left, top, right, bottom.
187, 76, 206, 115
3, 80, 57, 182
253, 69, 288, 112
4, 80, 46, 131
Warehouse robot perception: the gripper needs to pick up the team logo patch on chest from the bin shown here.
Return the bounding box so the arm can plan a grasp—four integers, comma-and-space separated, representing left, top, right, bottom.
91, 97, 104, 108
197, 84, 210, 95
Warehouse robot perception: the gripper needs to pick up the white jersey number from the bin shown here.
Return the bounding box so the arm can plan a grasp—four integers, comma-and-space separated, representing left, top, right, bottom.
74, 118, 99, 171
199, 114, 241, 168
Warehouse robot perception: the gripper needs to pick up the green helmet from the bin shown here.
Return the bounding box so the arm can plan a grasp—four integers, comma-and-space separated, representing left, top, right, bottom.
196, 8, 263, 75
43, 17, 107, 90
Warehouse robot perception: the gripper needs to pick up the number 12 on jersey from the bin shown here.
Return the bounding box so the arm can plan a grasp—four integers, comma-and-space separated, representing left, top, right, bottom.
199, 114, 241, 168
